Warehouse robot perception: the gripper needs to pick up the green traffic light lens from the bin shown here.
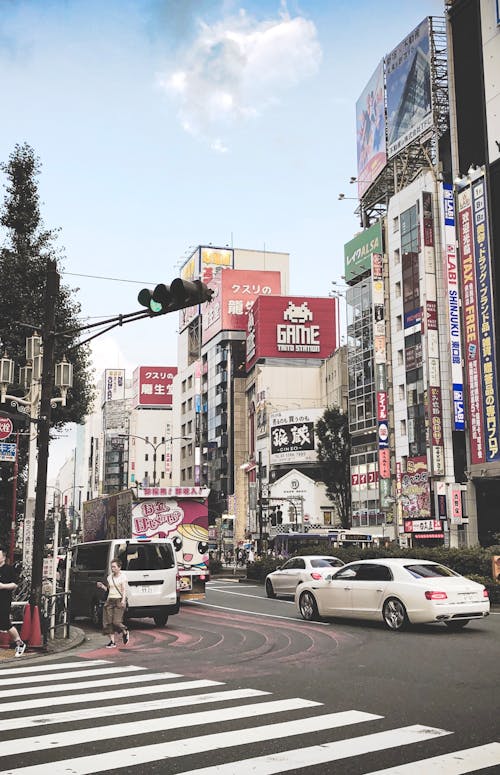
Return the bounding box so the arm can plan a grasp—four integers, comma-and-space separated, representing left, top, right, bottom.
150, 300, 163, 313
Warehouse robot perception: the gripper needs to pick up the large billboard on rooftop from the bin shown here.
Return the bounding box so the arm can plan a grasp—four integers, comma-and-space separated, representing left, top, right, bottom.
356, 60, 387, 199
386, 18, 433, 158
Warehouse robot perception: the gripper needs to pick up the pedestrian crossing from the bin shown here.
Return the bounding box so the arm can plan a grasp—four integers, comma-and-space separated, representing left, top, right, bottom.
0, 659, 498, 775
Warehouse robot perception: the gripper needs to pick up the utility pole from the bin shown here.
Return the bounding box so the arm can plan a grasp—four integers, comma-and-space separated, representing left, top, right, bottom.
31, 259, 59, 609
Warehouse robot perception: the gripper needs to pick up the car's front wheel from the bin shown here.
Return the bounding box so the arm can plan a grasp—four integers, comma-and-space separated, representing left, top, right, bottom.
299, 590, 320, 621
444, 619, 469, 630
265, 579, 276, 599
382, 597, 408, 631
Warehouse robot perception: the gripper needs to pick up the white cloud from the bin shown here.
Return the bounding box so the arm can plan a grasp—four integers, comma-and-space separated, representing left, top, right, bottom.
160, 5, 321, 147
90, 336, 137, 377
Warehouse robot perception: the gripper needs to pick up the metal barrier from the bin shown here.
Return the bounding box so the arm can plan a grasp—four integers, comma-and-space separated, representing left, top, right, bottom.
41, 591, 71, 643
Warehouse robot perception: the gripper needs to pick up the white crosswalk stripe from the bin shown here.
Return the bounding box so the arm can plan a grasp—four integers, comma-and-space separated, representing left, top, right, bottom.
0, 658, 498, 775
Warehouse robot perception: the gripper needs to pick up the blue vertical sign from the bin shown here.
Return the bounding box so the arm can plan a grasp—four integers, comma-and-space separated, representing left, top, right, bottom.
443, 183, 464, 430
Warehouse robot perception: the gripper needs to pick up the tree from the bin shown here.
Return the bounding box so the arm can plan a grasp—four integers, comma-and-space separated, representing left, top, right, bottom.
316, 407, 351, 528
0, 143, 94, 542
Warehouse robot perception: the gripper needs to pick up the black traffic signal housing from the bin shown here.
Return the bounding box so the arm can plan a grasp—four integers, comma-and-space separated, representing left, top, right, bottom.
138, 279, 214, 316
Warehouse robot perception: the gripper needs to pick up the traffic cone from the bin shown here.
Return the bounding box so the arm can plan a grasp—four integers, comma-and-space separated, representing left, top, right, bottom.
20, 604, 32, 643
29, 605, 43, 647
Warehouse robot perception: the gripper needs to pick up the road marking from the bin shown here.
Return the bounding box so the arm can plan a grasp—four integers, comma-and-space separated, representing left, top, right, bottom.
0, 688, 270, 732
0, 698, 324, 755
0, 711, 381, 774
0, 670, 182, 702
0, 678, 223, 713
0, 660, 110, 676
0, 665, 143, 688
189, 600, 330, 624
365, 741, 500, 774
201, 588, 295, 604
177, 725, 452, 775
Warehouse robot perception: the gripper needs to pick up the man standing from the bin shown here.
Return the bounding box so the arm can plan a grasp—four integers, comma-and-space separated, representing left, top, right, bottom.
0, 545, 26, 657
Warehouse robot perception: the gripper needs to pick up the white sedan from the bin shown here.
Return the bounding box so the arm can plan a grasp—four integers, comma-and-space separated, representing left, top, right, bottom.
265, 555, 344, 599
295, 558, 490, 631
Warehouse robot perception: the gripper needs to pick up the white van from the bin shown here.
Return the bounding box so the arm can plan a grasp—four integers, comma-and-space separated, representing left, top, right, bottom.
70, 539, 180, 627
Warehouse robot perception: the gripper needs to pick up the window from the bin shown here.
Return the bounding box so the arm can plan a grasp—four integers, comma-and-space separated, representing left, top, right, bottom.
400, 419, 407, 436
395, 281, 401, 298
397, 350, 404, 365
393, 216, 399, 232
394, 248, 400, 265
404, 564, 459, 579
161, 471, 165, 480
396, 315, 402, 331
74, 544, 108, 571
399, 384, 405, 401
144, 453, 149, 461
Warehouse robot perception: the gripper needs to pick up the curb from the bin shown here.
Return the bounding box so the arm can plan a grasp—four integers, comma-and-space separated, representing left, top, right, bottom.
0, 626, 87, 666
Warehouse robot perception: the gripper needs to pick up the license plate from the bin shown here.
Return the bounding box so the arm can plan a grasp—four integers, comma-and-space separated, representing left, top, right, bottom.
141, 585, 153, 594
459, 593, 477, 602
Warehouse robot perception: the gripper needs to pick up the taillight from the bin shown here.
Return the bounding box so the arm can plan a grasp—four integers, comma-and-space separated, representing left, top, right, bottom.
425, 590, 447, 600
310, 572, 323, 580
483, 589, 489, 598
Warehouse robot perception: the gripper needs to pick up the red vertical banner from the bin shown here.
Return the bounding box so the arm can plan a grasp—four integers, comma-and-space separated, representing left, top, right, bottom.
458, 188, 484, 464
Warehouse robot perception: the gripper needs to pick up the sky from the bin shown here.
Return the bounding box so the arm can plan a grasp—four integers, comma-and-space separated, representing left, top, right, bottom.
0, 0, 444, 479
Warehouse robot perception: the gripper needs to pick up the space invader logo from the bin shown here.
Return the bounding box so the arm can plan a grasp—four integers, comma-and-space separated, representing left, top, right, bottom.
283, 301, 313, 323
277, 301, 320, 353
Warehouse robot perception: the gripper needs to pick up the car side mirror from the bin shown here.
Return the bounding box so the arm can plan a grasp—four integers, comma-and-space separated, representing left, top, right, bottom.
325, 574, 334, 582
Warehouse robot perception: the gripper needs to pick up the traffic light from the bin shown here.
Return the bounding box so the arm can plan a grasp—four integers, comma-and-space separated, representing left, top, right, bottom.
137, 284, 171, 315
137, 279, 213, 316
170, 278, 214, 307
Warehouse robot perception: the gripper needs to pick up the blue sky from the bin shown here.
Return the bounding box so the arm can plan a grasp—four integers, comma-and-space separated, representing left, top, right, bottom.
0, 0, 444, 476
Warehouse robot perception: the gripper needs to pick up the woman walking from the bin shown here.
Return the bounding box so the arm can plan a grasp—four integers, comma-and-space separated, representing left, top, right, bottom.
97, 559, 129, 648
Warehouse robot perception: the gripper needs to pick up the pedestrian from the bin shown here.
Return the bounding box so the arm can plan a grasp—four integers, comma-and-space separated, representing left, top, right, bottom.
0, 545, 26, 657
97, 558, 129, 649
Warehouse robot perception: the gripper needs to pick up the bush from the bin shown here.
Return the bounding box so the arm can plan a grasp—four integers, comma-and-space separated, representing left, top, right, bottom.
247, 545, 500, 584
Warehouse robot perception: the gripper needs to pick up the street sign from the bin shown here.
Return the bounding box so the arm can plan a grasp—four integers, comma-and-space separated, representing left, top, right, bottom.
0, 442, 16, 462
0, 415, 13, 441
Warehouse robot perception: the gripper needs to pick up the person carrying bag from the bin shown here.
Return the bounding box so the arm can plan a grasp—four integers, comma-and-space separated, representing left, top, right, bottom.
97, 559, 129, 648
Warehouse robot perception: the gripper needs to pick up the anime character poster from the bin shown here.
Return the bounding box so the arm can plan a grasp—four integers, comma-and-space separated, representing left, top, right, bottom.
131, 498, 209, 598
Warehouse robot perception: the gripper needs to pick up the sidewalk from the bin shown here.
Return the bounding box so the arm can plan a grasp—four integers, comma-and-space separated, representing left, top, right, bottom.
0, 626, 87, 664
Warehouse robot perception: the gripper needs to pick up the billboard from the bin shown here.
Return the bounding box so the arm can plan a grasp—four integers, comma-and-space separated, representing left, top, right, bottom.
269, 408, 324, 465
458, 186, 484, 464
386, 18, 433, 158
202, 268, 281, 345
442, 184, 464, 431
178, 246, 235, 332
246, 296, 337, 369
82, 491, 133, 543
356, 60, 387, 199
132, 366, 177, 408
400, 456, 431, 521
103, 369, 125, 404
471, 175, 500, 463
344, 220, 383, 283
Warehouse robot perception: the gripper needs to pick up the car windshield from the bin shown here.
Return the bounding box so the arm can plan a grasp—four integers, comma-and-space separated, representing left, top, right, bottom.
310, 558, 343, 568
115, 543, 176, 571
404, 563, 460, 579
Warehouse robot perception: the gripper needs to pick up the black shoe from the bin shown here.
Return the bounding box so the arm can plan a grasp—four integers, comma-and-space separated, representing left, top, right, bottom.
105, 641, 116, 649
122, 629, 129, 645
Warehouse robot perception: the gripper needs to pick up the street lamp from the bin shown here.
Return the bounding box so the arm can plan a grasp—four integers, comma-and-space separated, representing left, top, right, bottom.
0, 333, 73, 571
119, 433, 191, 487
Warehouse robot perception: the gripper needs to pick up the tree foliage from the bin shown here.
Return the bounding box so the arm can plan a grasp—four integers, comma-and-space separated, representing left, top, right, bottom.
316, 407, 351, 528
0, 143, 94, 544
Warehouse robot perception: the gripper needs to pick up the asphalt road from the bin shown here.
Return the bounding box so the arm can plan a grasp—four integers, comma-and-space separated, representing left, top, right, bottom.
1, 579, 499, 774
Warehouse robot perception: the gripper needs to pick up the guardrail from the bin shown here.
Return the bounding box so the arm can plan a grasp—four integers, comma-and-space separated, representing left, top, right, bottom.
41, 591, 71, 642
